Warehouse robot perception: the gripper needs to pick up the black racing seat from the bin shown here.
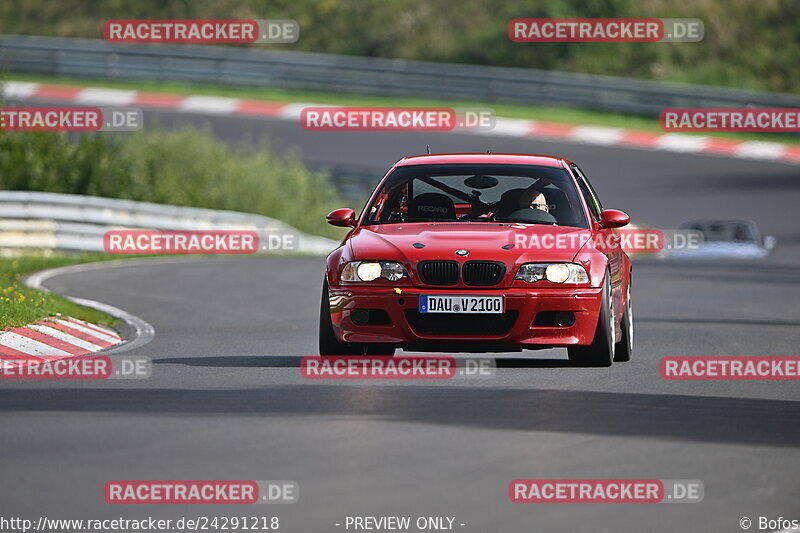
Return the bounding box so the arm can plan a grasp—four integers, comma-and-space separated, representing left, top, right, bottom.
541, 186, 577, 226
493, 188, 530, 217
409, 192, 456, 219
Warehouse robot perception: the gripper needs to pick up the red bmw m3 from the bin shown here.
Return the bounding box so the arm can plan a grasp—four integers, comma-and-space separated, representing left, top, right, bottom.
320, 153, 633, 366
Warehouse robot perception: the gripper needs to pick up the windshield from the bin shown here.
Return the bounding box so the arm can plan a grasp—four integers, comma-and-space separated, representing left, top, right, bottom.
362, 163, 588, 228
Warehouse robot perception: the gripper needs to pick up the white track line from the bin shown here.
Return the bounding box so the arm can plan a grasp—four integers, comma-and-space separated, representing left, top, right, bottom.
72, 297, 154, 355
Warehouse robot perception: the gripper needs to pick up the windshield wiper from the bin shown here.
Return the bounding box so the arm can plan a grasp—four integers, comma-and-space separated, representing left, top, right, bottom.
490, 218, 558, 225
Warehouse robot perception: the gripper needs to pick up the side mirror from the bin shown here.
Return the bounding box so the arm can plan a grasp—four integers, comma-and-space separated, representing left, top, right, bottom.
599, 209, 630, 229
326, 208, 357, 228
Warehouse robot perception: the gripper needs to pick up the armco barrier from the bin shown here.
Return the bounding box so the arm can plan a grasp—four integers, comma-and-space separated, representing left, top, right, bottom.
2, 34, 800, 116
0, 191, 338, 255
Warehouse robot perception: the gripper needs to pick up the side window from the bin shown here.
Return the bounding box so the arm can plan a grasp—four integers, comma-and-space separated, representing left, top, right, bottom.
571, 165, 603, 221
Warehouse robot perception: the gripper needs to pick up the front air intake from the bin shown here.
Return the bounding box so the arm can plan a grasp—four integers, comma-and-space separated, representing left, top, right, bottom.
462, 261, 505, 286
417, 260, 460, 285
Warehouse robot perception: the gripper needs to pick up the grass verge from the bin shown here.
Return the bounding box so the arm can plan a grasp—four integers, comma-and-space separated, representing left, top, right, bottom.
9, 74, 800, 146
0, 253, 119, 329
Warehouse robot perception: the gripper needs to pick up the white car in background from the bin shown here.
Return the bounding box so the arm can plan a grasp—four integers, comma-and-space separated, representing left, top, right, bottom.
668, 220, 776, 259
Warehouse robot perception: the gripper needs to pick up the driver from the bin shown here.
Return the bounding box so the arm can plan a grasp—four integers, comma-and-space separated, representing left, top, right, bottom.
492, 185, 549, 218
526, 189, 550, 213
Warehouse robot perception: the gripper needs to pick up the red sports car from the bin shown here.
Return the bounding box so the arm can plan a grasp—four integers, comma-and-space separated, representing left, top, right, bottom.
319, 153, 633, 366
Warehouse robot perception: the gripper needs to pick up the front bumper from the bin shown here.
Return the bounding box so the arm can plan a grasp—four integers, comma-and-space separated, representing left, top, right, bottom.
327, 285, 603, 351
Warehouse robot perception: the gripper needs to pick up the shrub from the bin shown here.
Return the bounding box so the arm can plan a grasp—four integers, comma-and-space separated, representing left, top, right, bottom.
0, 128, 344, 238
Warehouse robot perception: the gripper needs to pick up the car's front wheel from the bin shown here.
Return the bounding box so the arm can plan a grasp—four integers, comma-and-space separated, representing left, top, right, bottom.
568, 272, 614, 367
318, 280, 395, 356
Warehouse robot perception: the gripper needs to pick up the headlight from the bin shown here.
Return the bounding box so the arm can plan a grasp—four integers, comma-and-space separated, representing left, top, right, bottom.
342, 261, 409, 282
514, 263, 589, 284
357, 262, 382, 281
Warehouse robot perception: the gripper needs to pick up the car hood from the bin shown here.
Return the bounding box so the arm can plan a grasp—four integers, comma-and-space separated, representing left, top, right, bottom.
349, 222, 592, 275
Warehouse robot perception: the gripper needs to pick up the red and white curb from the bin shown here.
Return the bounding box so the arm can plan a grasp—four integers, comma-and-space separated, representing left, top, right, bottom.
1, 259, 161, 369
0, 316, 123, 369
4, 81, 800, 165
23, 260, 157, 355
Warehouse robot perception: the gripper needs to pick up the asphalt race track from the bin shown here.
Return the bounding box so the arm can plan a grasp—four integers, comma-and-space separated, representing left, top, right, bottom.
2, 107, 799, 532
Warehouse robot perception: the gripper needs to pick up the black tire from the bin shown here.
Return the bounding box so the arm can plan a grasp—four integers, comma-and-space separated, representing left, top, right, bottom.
614, 284, 633, 362
319, 279, 346, 356
318, 280, 395, 357
568, 272, 614, 367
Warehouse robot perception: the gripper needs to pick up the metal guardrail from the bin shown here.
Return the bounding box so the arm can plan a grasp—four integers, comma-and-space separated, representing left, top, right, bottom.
2, 34, 800, 116
0, 191, 338, 255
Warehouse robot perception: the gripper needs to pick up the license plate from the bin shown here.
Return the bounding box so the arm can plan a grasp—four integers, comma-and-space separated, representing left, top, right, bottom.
419, 295, 504, 314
